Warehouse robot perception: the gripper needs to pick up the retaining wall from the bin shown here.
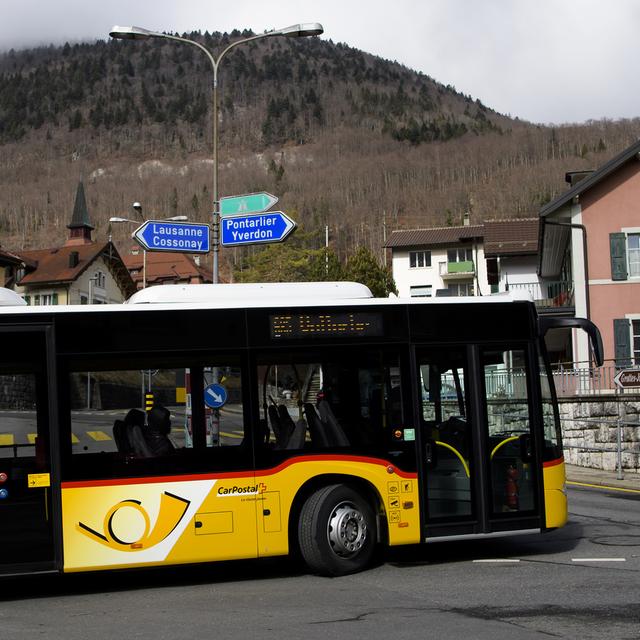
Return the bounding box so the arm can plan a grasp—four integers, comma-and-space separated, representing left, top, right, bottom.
558, 395, 640, 473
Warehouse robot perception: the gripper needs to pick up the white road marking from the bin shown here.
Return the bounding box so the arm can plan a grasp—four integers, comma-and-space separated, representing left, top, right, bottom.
571, 558, 626, 562
472, 559, 521, 563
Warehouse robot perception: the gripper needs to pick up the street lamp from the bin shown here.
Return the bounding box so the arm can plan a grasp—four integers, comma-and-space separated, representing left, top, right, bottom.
109, 23, 324, 283
109, 207, 188, 288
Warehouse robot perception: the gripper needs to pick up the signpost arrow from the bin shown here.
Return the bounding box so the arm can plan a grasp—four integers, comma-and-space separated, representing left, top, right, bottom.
613, 368, 640, 389
133, 220, 210, 253
204, 383, 228, 409
220, 211, 297, 247
220, 192, 278, 216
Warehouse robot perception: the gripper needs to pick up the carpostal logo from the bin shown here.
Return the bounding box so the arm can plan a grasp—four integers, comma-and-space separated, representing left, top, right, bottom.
217, 482, 267, 497
76, 491, 190, 552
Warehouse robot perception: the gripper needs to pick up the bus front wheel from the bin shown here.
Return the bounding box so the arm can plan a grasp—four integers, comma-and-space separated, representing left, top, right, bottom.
298, 484, 376, 576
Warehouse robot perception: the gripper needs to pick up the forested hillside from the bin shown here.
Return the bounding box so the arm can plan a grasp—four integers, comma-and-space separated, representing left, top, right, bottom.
1, 31, 640, 281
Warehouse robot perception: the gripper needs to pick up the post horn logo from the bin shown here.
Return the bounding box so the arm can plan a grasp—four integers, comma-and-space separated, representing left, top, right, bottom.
77, 491, 190, 552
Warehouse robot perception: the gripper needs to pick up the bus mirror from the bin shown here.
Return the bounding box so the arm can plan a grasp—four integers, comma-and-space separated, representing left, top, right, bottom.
538, 317, 604, 367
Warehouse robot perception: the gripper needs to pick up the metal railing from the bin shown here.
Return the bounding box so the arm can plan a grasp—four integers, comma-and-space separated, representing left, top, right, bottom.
507, 280, 574, 309
550, 359, 636, 396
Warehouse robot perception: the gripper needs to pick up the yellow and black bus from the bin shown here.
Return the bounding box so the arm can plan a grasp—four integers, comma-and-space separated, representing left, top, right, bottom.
0, 282, 602, 577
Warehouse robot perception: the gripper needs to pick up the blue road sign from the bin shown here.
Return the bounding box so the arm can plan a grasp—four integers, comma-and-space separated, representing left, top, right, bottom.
133, 220, 210, 253
220, 211, 296, 247
204, 383, 227, 409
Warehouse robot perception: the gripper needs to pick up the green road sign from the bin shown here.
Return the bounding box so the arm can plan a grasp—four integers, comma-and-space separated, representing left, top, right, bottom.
219, 192, 278, 216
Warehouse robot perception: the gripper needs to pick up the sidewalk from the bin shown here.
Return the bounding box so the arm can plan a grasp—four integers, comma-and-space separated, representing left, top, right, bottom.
565, 463, 640, 491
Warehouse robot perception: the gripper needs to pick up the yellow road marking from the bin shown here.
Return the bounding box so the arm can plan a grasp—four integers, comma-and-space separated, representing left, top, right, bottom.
219, 431, 243, 439
87, 431, 111, 442
567, 480, 640, 495
0, 434, 14, 446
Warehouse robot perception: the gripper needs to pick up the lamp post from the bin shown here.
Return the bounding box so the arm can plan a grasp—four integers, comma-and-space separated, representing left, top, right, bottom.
109, 23, 323, 283
110, 208, 188, 288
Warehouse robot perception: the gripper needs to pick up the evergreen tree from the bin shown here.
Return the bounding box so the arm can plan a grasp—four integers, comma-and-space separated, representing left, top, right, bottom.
344, 246, 397, 297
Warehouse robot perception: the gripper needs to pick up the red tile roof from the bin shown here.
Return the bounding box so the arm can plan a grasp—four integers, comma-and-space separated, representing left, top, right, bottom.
19, 243, 109, 285
123, 249, 213, 288
384, 225, 484, 248
384, 219, 539, 256
483, 218, 539, 257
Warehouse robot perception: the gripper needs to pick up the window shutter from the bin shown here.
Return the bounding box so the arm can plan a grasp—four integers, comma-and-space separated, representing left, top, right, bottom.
613, 318, 631, 368
52, 292, 58, 305
610, 233, 627, 281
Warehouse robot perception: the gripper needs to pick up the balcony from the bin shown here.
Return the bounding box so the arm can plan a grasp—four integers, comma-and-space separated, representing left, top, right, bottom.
507, 280, 574, 310
439, 260, 475, 280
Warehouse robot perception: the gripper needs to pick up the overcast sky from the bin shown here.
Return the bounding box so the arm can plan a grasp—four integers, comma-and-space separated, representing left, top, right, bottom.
2, 0, 639, 125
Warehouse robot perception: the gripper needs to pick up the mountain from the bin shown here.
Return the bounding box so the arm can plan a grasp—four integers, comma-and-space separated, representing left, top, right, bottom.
1, 32, 640, 280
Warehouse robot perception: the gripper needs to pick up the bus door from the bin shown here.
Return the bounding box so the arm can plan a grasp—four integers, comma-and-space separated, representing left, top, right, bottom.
0, 325, 58, 574
416, 345, 541, 540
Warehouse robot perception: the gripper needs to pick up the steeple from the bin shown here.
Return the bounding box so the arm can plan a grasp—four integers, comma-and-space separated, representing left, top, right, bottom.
65, 181, 95, 246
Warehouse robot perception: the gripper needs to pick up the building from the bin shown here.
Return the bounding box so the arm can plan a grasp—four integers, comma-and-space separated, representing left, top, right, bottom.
123, 248, 213, 290
386, 217, 542, 298
10, 182, 135, 304
385, 220, 486, 299
539, 139, 640, 368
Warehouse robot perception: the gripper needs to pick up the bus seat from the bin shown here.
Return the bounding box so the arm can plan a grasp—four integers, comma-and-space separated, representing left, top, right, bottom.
123, 409, 149, 456
317, 400, 350, 446
268, 404, 284, 447
113, 419, 131, 453
286, 419, 307, 450
277, 405, 296, 441
129, 423, 153, 457
145, 405, 175, 456
304, 403, 330, 447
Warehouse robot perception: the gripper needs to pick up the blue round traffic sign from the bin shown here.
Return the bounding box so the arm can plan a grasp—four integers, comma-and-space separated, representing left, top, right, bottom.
204, 383, 228, 409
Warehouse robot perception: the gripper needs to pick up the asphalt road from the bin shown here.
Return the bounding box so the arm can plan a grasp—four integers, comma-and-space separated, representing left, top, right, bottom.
1, 483, 638, 639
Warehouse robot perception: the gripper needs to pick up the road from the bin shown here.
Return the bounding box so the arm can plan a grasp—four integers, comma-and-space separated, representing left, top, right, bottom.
1, 484, 638, 639
0, 407, 245, 455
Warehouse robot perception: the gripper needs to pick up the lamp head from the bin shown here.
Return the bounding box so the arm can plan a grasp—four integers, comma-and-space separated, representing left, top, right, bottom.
277, 23, 324, 38
109, 25, 155, 40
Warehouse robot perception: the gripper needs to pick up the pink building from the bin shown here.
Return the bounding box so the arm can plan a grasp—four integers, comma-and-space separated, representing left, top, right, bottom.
539, 140, 640, 368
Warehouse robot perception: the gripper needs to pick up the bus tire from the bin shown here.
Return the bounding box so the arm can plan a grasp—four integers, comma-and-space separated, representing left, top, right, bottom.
298, 484, 376, 576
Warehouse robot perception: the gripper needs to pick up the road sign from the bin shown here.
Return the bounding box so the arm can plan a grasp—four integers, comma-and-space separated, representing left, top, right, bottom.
133, 220, 210, 253
614, 368, 640, 389
204, 383, 228, 409
220, 211, 296, 247
220, 192, 278, 216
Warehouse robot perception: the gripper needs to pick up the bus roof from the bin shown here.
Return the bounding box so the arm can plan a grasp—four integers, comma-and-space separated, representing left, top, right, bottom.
0, 283, 533, 315
126, 281, 374, 304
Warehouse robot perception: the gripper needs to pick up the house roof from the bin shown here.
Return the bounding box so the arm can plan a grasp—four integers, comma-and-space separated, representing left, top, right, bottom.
384, 225, 484, 248
0, 246, 28, 267
123, 250, 213, 288
18, 241, 136, 297
540, 138, 640, 217
384, 219, 539, 256
483, 218, 539, 257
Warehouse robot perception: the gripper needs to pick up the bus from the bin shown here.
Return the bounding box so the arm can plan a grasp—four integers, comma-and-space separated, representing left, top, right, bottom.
0, 282, 602, 577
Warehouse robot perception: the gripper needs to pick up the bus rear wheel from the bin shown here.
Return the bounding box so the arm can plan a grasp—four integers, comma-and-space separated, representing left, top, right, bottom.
298, 484, 376, 576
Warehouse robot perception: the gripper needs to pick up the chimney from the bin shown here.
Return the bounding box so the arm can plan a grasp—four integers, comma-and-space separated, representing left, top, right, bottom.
69, 251, 79, 268
565, 171, 593, 187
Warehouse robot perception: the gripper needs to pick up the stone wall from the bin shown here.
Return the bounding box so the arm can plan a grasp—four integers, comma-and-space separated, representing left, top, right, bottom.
0, 374, 36, 410
558, 396, 640, 473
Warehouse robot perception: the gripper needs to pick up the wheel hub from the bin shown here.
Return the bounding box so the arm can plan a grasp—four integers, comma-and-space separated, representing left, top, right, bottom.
327, 501, 368, 558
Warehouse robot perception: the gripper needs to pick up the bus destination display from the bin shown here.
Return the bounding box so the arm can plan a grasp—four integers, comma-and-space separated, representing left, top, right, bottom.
270, 312, 384, 340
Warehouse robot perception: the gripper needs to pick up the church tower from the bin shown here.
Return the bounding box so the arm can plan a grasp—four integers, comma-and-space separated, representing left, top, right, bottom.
65, 181, 95, 246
